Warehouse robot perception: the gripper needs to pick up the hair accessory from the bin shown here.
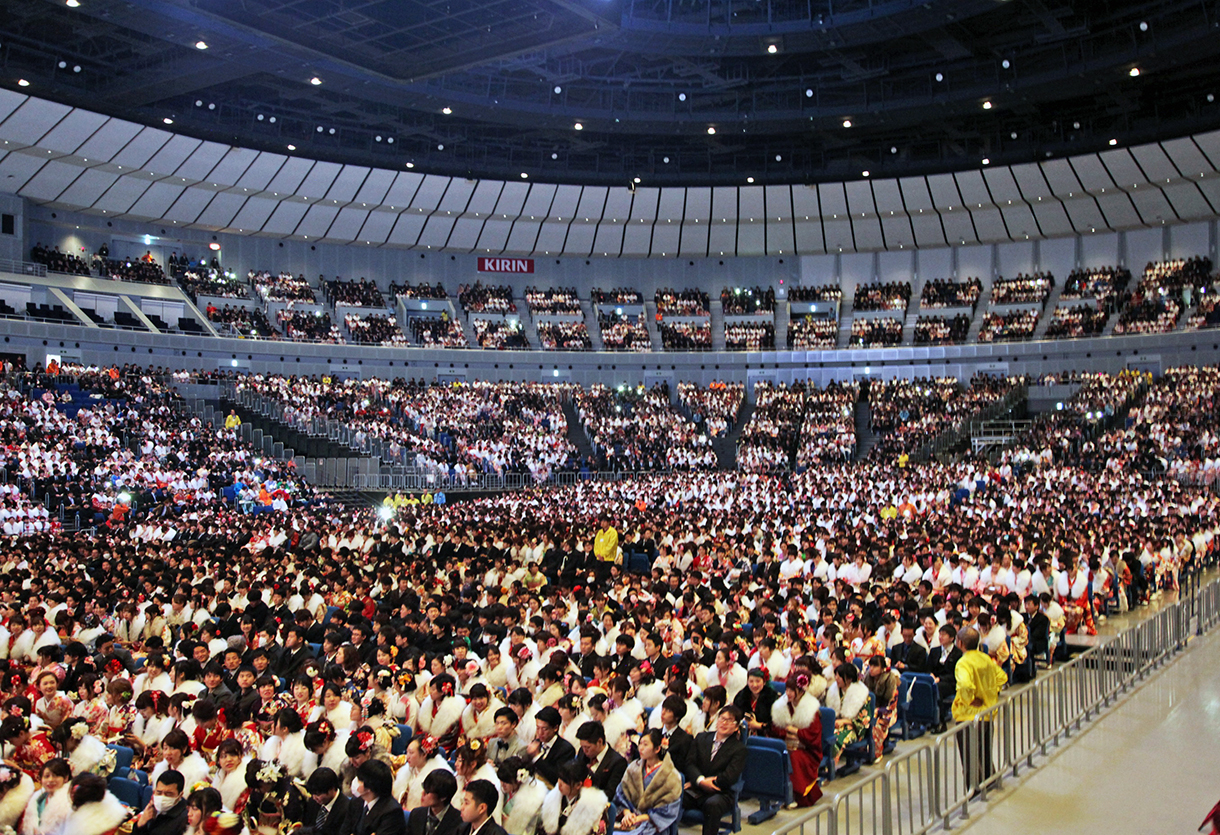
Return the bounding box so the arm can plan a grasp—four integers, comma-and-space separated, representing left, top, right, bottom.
256, 761, 283, 783
6, 706, 22, 719
317, 720, 331, 735
638, 660, 653, 677
795, 672, 810, 690
516, 768, 530, 785
356, 731, 373, 752
468, 739, 481, 752
70, 722, 88, 741
419, 735, 439, 757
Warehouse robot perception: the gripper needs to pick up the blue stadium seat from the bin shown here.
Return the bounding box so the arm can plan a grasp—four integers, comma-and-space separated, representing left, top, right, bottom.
741, 736, 792, 824
108, 776, 142, 808
681, 773, 744, 834
392, 724, 412, 756
898, 673, 939, 739
128, 769, 150, 787
840, 693, 877, 769
308, 642, 322, 657
323, 606, 339, 626
771, 681, 786, 696
627, 552, 651, 575
107, 744, 134, 778
818, 707, 838, 781
141, 784, 154, 808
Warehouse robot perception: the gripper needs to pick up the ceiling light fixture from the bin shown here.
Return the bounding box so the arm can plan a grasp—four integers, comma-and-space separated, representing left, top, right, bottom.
573, 122, 583, 130
287, 144, 296, 151
554, 86, 562, 94
17, 79, 29, 87
981, 158, 990, 165
862, 170, 870, 177
982, 100, 993, 110
66, 0, 80, 6
935, 72, 944, 82
163, 117, 173, 124
310, 76, 322, 85
520, 172, 529, 179
767, 44, 778, 54
746, 176, 754, 183
707, 127, 716, 134
678, 93, 687, 102
195, 40, 208, 50
442, 106, 452, 114
406, 162, 414, 168
1129, 67, 1140, 77
1109, 138, 1118, 145
1001, 59, 1010, 69
842, 119, 852, 127
663, 156, 670, 163
805, 88, 813, 98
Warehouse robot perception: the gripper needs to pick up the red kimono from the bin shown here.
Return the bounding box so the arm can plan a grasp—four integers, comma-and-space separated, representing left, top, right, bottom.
12, 731, 56, 779
770, 693, 823, 807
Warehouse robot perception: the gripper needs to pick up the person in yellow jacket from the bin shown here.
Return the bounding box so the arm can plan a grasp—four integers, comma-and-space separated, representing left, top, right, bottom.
593, 515, 619, 578
951, 626, 1007, 789
224, 409, 241, 430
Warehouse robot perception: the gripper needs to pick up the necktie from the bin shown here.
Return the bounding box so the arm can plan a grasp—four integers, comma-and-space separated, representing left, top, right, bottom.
315, 804, 328, 831
425, 813, 440, 835
711, 738, 723, 761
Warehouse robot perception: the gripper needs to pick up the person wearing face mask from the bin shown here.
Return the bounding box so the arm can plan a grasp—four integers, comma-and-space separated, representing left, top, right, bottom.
348, 760, 406, 835
132, 770, 188, 835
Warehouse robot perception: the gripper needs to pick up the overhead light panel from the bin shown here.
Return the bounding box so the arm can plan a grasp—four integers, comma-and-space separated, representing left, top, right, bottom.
573, 122, 583, 130
309, 76, 322, 85
1129, 67, 1140, 77
982, 101, 993, 110
707, 126, 716, 134
195, 41, 208, 50
163, 117, 173, 124
17, 79, 29, 87
442, 107, 452, 114
842, 119, 852, 128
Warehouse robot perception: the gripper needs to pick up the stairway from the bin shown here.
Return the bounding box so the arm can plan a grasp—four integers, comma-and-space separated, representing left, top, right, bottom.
458, 312, 479, 347
1101, 311, 1121, 336
853, 398, 878, 461
1031, 283, 1066, 340
837, 313, 855, 348
327, 490, 382, 510
519, 300, 542, 348
36, 383, 124, 420
710, 301, 726, 351
643, 302, 663, 350
966, 281, 994, 343
580, 299, 605, 351
713, 397, 755, 470
222, 398, 358, 460
774, 303, 789, 351
901, 278, 926, 346
561, 399, 597, 467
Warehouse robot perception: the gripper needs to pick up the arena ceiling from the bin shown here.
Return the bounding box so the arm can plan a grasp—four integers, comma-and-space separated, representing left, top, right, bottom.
0, 0, 1218, 187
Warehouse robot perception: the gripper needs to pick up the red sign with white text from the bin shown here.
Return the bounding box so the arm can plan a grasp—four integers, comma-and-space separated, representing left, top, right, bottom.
477, 257, 534, 274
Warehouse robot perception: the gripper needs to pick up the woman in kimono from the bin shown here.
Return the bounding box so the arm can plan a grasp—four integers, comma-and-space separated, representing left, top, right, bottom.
769, 667, 823, 807
611, 730, 681, 835
498, 757, 546, 835
830, 663, 872, 767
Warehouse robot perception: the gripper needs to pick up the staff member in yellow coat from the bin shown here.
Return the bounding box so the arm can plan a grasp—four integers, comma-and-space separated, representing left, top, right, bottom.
593, 515, 619, 580
951, 626, 1007, 791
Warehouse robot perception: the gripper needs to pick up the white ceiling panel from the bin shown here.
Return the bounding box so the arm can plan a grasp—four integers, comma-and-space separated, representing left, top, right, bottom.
793, 220, 824, 253
445, 218, 483, 250
1009, 163, 1052, 199
1162, 183, 1215, 219
466, 181, 503, 216
229, 197, 280, 232
520, 183, 557, 218
791, 184, 819, 218
850, 218, 883, 251
712, 186, 739, 221
621, 223, 651, 256
199, 146, 257, 186
880, 215, 915, 249
844, 181, 875, 217
1127, 188, 1175, 225
664, 187, 694, 220
954, 171, 991, 207
416, 214, 456, 247
259, 200, 310, 236
234, 153, 286, 192
739, 186, 764, 219
504, 220, 541, 253
1128, 144, 1179, 183
1061, 196, 1108, 231
356, 210, 398, 245
325, 165, 370, 204
0, 90, 28, 128
708, 220, 736, 256
39, 110, 109, 155
970, 208, 1007, 242
550, 185, 583, 219
870, 180, 903, 216
818, 183, 848, 217
823, 219, 853, 252
143, 135, 202, 179
160, 186, 213, 224
563, 221, 596, 255
294, 204, 341, 238
387, 212, 426, 247
491, 182, 529, 218
1069, 155, 1115, 193
173, 142, 230, 182
911, 214, 946, 247
652, 223, 680, 256
575, 186, 608, 220
408, 175, 448, 211
95, 176, 151, 215
1161, 138, 1213, 178
1040, 160, 1083, 195
737, 223, 764, 256
1029, 201, 1074, 237
534, 221, 569, 254
353, 169, 396, 206
127, 182, 184, 220
296, 160, 342, 200
1098, 151, 1145, 191
382, 172, 423, 209
603, 187, 633, 221
898, 178, 934, 210
982, 169, 1022, 203
1190, 130, 1220, 168
593, 222, 624, 257
73, 119, 142, 162
926, 174, 961, 209
20, 160, 83, 202
1093, 193, 1141, 228
112, 127, 172, 171
193, 191, 246, 229
475, 219, 512, 252
765, 185, 792, 220
0, 99, 71, 145
940, 209, 975, 245
436, 178, 476, 213
999, 205, 1038, 239
767, 221, 795, 255
263, 157, 315, 196
629, 188, 659, 220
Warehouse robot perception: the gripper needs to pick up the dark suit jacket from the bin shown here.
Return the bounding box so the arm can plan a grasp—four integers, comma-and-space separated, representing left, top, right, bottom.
1026, 611, 1051, 647
131, 799, 189, 835
459, 822, 508, 835
532, 736, 576, 788
278, 645, 315, 679
349, 796, 407, 835
684, 731, 746, 794
889, 641, 928, 674
660, 727, 694, 773
926, 645, 962, 699
576, 747, 627, 796
406, 806, 462, 835
302, 792, 352, 835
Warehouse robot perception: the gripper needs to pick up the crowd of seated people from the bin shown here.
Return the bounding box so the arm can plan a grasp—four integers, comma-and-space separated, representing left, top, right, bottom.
990, 272, 1054, 306
98, 256, 169, 285
788, 317, 838, 349
459, 282, 516, 314
473, 319, 529, 349
525, 288, 582, 316
914, 314, 970, 345
869, 376, 1020, 461
789, 285, 843, 303
1187, 292, 1220, 331
252, 271, 317, 304
796, 382, 859, 468
326, 278, 386, 309
920, 278, 982, 310
1045, 304, 1109, 339
721, 286, 776, 315
410, 316, 469, 348
591, 287, 643, 306
1116, 257, 1213, 335
737, 381, 805, 472
388, 281, 448, 301
1061, 266, 1130, 307
537, 322, 592, 351
278, 310, 344, 343
345, 313, 407, 346
853, 282, 911, 312
1119, 365, 1220, 484
660, 322, 711, 351
1114, 298, 1181, 335
655, 288, 710, 317
978, 310, 1039, 342
677, 381, 744, 438
179, 269, 250, 302
574, 383, 715, 470
598, 313, 651, 352
29, 245, 91, 276
724, 322, 775, 351
206, 305, 277, 339
849, 318, 902, 348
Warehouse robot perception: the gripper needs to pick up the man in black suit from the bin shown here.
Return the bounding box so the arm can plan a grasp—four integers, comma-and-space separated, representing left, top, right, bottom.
925, 624, 962, 727
526, 707, 575, 789
575, 721, 628, 797
131, 770, 189, 835
93, 633, 136, 675
348, 760, 406, 835
683, 706, 747, 835
890, 620, 929, 674
1024, 596, 1051, 669
575, 630, 600, 680
657, 695, 694, 769
406, 770, 463, 835
457, 779, 507, 835
303, 767, 351, 835
277, 625, 315, 680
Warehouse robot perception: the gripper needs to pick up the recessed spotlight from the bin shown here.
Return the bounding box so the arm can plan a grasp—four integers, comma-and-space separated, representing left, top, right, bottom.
981, 158, 990, 165
805, 88, 813, 98
1073, 121, 1081, 129
316, 126, 324, 132
678, 93, 687, 102
207, 103, 215, 110
982, 101, 993, 110
551, 152, 558, 160
1011, 132, 1018, 139
842, 119, 852, 128
935, 72, 944, 82
257, 114, 264, 121
890, 146, 898, 154
862, 170, 870, 177
287, 144, 296, 151
662, 156, 670, 163
310, 76, 322, 85
1139, 21, 1148, 31
554, 86, 562, 94
767, 44, 778, 54
58, 61, 67, 69
386, 137, 393, 143
520, 172, 529, 179
17, 79, 29, 87
437, 143, 444, 150
775, 154, 782, 161
328, 127, 335, 134
374, 135, 382, 142
1001, 59, 1010, 69
707, 127, 716, 134
269, 116, 276, 123
163, 117, 173, 124
633, 177, 641, 183
195, 40, 208, 50
1210, 94, 1216, 103
1129, 67, 1140, 77
406, 162, 414, 168
66, 0, 80, 6
573, 122, 583, 130
1109, 138, 1118, 146
442, 107, 452, 114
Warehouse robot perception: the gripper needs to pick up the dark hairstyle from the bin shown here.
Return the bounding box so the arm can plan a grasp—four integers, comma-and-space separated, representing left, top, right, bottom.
274, 708, 304, 734
40, 757, 72, 782
701, 686, 727, 711
354, 759, 393, 799
216, 738, 244, 760
495, 756, 531, 786
70, 773, 108, 807
834, 663, 859, 683
305, 767, 340, 795
155, 769, 186, 793
493, 707, 518, 726
162, 729, 191, 753
555, 761, 588, 788
506, 688, 533, 710
660, 694, 687, 721
639, 728, 665, 752
463, 778, 499, 817
575, 721, 606, 745
0, 717, 29, 743
421, 769, 458, 805
187, 787, 223, 816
